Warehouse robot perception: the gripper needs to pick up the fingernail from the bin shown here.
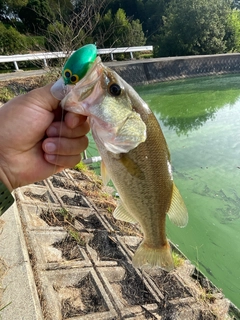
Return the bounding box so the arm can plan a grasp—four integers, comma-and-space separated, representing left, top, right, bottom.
72, 117, 80, 128
46, 154, 56, 162
47, 126, 58, 136
45, 142, 56, 153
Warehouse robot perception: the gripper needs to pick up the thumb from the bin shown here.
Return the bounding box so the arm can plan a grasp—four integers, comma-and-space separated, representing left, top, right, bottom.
24, 83, 60, 112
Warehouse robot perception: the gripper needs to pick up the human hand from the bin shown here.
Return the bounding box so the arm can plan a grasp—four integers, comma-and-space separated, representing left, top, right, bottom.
0, 84, 89, 191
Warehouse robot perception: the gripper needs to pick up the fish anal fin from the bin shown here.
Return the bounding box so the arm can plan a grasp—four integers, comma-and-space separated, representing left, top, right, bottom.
132, 240, 174, 272
101, 161, 111, 185
113, 200, 137, 224
167, 183, 188, 227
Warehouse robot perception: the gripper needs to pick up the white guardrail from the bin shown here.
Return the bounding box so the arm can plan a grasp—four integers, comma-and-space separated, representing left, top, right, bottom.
0, 46, 153, 71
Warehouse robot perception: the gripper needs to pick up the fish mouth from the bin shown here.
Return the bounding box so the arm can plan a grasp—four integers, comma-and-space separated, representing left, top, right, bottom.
51, 56, 103, 101
51, 77, 73, 100
60, 57, 105, 114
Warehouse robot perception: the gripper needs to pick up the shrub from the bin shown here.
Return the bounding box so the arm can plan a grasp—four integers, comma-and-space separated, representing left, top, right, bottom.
0, 23, 27, 55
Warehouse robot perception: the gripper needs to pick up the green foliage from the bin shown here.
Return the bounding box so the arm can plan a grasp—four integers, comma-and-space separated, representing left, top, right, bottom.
74, 161, 88, 172
0, 87, 15, 102
0, 0, 28, 18
19, 0, 55, 34
172, 251, 185, 268
154, 0, 232, 57
95, 8, 146, 49
48, 0, 73, 21
225, 9, 240, 52
0, 22, 27, 54
25, 35, 45, 50
46, 20, 85, 52
2, 0, 240, 58
142, 0, 170, 43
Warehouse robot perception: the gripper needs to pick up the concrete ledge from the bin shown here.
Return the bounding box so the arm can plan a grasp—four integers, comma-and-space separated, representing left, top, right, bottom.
0, 203, 43, 320
106, 54, 240, 85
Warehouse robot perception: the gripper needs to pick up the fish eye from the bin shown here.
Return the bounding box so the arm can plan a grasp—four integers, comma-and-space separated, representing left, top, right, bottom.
64, 69, 72, 78
109, 83, 121, 96
70, 74, 79, 84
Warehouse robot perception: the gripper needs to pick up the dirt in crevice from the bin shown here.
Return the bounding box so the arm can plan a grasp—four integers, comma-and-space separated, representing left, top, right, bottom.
40, 208, 75, 227
53, 235, 84, 260
151, 271, 192, 300
24, 191, 49, 202
61, 194, 89, 207
89, 230, 125, 262
119, 267, 156, 306
58, 273, 107, 318
50, 176, 78, 192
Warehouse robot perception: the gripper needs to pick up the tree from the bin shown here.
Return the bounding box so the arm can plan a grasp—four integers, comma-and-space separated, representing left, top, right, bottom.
106, 0, 144, 21
142, 0, 170, 43
105, 0, 169, 45
46, 0, 109, 52
0, 22, 26, 54
46, 21, 85, 52
155, 0, 232, 57
94, 8, 146, 48
0, 0, 28, 20
48, 0, 73, 21
19, 0, 55, 34
225, 8, 240, 52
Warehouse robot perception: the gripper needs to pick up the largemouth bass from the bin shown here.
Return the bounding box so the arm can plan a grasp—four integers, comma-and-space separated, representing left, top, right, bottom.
52, 46, 188, 271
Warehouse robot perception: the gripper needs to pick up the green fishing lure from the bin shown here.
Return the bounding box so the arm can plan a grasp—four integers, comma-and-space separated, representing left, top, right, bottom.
62, 44, 97, 85
51, 44, 97, 100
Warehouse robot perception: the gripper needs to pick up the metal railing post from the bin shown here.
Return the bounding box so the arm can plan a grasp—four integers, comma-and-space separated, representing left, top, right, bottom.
13, 61, 19, 71
43, 58, 48, 68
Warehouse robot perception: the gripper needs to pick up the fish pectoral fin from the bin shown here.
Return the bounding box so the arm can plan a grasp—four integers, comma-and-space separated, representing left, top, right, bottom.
113, 200, 137, 224
167, 183, 188, 227
101, 161, 111, 185
120, 154, 145, 180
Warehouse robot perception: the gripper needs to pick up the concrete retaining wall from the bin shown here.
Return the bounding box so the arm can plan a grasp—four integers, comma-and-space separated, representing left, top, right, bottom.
106, 53, 240, 85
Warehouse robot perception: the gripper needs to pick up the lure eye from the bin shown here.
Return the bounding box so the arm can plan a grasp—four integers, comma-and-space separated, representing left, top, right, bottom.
64, 69, 72, 78
70, 74, 79, 84
109, 83, 121, 96
63, 69, 79, 84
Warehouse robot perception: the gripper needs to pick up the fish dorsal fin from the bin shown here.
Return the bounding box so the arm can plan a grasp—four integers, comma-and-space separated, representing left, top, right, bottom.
113, 200, 137, 224
101, 160, 111, 185
167, 183, 188, 227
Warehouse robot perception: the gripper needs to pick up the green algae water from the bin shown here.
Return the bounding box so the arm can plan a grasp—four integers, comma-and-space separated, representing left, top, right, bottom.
86, 73, 240, 308
136, 74, 240, 309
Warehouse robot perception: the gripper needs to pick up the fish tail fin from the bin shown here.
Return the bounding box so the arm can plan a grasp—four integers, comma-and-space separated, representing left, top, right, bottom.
132, 241, 174, 271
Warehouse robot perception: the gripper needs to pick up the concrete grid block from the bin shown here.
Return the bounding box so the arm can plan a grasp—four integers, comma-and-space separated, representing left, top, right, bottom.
28, 230, 92, 269
15, 184, 58, 204
52, 189, 89, 208
97, 266, 161, 318
18, 203, 65, 230
39, 268, 117, 320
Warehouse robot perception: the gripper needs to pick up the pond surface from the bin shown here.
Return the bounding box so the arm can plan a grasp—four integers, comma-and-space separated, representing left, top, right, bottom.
137, 74, 240, 309
87, 74, 240, 308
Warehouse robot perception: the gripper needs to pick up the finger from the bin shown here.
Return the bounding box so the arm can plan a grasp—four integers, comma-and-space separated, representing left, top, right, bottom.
26, 83, 60, 112
42, 135, 89, 156
64, 112, 88, 129
44, 153, 82, 168
46, 121, 90, 138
